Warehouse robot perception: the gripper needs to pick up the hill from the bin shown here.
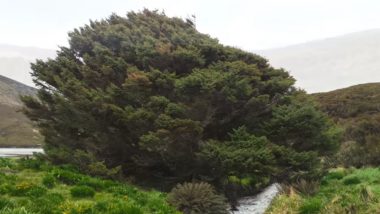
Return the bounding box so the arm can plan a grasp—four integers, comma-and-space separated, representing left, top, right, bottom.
257, 29, 380, 93
0, 75, 42, 147
313, 82, 380, 120
0, 44, 55, 87
313, 83, 380, 166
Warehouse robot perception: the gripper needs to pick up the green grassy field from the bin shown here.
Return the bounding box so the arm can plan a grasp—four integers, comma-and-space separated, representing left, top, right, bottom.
267, 167, 380, 214
0, 158, 178, 214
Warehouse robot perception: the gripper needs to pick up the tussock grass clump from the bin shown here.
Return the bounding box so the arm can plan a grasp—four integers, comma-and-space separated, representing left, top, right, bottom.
299, 197, 324, 214
70, 185, 96, 198
168, 182, 229, 214
52, 168, 82, 185
293, 179, 320, 196
343, 176, 361, 185
42, 174, 56, 188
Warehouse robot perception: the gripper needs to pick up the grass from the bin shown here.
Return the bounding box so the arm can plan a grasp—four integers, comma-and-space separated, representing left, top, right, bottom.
0, 157, 179, 214
267, 167, 380, 214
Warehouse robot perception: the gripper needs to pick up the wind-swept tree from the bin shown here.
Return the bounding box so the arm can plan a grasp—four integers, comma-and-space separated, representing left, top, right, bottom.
22, 10, 339, 195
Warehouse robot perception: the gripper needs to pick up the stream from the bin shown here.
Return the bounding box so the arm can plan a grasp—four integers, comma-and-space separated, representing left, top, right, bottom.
0, 148, 44, 157
231, 183, 281, 214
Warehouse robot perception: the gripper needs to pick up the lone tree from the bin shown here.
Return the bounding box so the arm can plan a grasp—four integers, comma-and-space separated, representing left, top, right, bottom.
22, 10, 339, 195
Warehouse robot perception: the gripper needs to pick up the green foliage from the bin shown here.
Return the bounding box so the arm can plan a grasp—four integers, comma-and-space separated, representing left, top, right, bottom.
0, 197, 13, 210
168, 182, 228, 214
299, 197, 323, 214
343, 176, 361, 185
292, 179, 320, 196
314, 83, 380, 167
52, 168, 82, 185
0, 158, 177, 214
22, 9, 339, 198
264, 96, 341, 155
0, 158, 13, 168
70, 185, 96, 198
10, 181, 46, 197
42, 174, 56, 188
268, 167, 380, 214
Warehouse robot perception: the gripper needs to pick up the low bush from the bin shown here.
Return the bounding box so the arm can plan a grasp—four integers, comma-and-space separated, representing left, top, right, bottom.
0, 197, 13, 210
52, 169, 82, 185
25, 186, 47, 198
9, 181, 46, 198
28, 193, 65, 214
343, 176, 361, 185
293, 179, 320, 196
70, 185, 96, 198
299, 197, 323, 214
0, 158, 14, 168
42, 174, 56, 188
324, 170, 346, 180
17, 157, 45, 170
168, 182, 228, 214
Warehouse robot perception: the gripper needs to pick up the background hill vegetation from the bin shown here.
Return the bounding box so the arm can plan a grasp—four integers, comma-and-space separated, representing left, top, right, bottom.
314, 83, 380, 167
0, 75, 42, 147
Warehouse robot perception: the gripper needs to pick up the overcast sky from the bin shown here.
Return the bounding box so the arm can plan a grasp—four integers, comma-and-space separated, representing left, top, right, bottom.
1, 0, 380, 50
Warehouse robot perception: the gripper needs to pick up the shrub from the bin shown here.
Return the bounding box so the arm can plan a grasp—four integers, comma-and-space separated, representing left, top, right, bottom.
299, 197, 323, 214
168, 182, 228, 214
11, 182, 36, 196
52, 169, 82, 185
70, 186, 96, 198
28, 193, 65, 214
17, 157, 45, 170
0, 197, 12, 210
343, 176, 361, 185
293, 179, 320, 196
87, 161, 121, 178
26, 186, 47, 198
107, 185, 138, 196
0, 158, 14, 168
60, 201, 94, 214
42, 174, 56, 188
325, 170, 346, 180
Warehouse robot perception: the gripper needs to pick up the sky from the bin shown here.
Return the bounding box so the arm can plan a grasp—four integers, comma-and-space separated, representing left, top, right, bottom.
2, 0, 380, 50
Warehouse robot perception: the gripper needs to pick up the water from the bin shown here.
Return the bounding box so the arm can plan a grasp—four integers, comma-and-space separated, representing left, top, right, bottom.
231, 183, 281, 214
0, 148, 44, 157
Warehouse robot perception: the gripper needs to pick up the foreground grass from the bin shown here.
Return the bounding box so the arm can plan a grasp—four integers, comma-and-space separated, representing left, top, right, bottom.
267, 167, 380, 214
0, 158, 179, 214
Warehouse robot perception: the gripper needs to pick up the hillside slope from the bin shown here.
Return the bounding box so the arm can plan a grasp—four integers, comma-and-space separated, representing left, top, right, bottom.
258, 29, 380, 93
313, 82, 380, 120
314, 82, 380, 166
0, 75, 42, 147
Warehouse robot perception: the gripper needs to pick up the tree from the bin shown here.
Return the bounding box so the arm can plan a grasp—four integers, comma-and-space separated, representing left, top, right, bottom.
22, 10, 339, 195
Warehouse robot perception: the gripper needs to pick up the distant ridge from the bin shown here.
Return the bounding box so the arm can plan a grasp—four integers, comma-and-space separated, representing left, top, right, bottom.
0, 44, 55, 87
313, 82, 380, 120
0, 75, 41, 147
0, 75, 36, 106
257, 29, 380, 93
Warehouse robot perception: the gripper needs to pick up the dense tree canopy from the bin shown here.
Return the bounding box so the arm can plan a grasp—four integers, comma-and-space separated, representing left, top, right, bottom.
22, 10, 339, 198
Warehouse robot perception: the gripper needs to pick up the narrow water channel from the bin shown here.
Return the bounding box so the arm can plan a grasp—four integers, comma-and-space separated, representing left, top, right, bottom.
231, 183, 281, 214
0, 148, 44, 157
